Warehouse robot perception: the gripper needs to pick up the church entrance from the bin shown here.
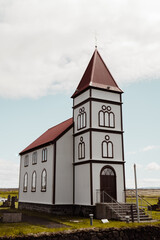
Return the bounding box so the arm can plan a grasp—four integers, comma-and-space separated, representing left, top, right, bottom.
100, 166, 116, 202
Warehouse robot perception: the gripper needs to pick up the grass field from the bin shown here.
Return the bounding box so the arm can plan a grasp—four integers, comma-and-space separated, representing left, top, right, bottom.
0, 189, 160, 237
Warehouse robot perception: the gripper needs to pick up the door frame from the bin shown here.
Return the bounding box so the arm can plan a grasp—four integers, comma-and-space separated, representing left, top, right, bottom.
100, 165, 117, 201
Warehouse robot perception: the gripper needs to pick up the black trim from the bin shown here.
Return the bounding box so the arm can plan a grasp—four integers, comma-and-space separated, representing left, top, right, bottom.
90, 162, 93, 205
53, 143, 56, 204
72, 86, 123, 99
74, 128, 124, 137
73, 97, 122, 109
74, 159, 125, 166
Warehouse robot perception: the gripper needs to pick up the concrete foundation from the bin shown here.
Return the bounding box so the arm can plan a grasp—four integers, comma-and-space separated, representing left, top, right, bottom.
18, 202, 95, 217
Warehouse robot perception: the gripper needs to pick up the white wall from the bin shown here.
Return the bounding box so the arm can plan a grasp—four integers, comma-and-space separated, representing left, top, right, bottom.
75, 163, 91, 205
91, 89, 121, 102
19, 144, 54, 204
55, 128, 73, 204
91, 101, 122, 131
92, 163, 125, 204
92, 132, 123, 161
74, 89, 90, 106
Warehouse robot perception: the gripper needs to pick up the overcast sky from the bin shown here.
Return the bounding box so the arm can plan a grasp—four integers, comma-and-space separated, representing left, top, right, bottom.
0, 0, 160, 188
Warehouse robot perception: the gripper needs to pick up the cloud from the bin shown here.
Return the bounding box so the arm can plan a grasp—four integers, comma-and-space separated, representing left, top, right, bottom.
0, 0, 160, 99
0, 159, 19, 188
146, 162, 160, 171
142, 145, 160, 152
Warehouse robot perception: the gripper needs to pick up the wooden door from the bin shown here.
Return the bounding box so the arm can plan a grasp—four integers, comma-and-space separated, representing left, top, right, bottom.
100, 166, 116, 202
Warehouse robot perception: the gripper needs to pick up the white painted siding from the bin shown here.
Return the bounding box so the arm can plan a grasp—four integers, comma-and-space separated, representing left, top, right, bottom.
74, 89, 90, 106
55, 128, 73, 204
91, 101, 121, 131
92, 132, 123, 161
92, 163, 125, 204
91, 89, 121, 102
19, 144, 54, 204
75, 164, 90, 205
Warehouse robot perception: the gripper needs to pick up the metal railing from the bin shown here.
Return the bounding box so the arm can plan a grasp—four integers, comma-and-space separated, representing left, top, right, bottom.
125, 189, 152, 219
96, 189, 127, 219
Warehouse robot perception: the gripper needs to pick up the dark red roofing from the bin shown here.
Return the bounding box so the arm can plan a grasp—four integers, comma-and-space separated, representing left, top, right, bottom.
72, 49, 122, 97
20, 118, 73, 155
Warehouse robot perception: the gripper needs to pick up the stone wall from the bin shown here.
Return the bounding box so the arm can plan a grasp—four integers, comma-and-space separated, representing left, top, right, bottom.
19, 202, 95, 217
0, 226, 160, 240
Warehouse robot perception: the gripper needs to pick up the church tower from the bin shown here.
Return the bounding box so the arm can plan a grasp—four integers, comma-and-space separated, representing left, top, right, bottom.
72, 49, 126, 207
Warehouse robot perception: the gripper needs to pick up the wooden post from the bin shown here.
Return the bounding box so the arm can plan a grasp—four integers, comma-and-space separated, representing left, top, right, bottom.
134, 164, 140, 222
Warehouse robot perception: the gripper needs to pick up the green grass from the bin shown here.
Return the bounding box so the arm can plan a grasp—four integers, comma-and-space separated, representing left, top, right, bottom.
0, 194, 160, 237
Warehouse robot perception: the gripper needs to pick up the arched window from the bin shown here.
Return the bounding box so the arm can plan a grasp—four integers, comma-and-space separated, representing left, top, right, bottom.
42, 148, 47, 162
77, 107, 87, 130
31, 171, 36, 192
32, 151, 37, 165
23, 172, 28, 192
101, 167, 115, 176
78, 137, 85, 160
98, 105, 115, 128
41, 169, 47, 192
102, 135, 113, 158
24, 155, 29, 167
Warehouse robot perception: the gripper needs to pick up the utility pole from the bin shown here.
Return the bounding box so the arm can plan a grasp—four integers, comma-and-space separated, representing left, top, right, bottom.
134, 164, 140, 222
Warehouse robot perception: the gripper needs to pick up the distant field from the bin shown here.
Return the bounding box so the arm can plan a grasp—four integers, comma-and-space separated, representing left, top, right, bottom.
126, 189, 160, 197
0, 188, 18, 192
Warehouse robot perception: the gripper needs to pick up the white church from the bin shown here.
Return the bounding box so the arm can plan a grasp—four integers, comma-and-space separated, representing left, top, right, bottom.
19, 49, 126, 216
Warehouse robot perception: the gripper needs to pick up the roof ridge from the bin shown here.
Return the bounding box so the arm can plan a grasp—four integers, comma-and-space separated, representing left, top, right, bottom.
90, 49, 97, 85
48, 117, 73, 130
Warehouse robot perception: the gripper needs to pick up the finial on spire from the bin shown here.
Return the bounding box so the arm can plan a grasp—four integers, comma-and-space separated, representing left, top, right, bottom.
95, 32, 97, 49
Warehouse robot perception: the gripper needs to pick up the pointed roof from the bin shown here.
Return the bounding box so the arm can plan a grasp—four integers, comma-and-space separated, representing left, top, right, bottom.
72, 49, 122, 97
20, 118, 73, 155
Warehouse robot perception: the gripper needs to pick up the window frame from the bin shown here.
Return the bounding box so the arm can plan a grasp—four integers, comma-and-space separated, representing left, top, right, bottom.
24, 155, 29, 167
31, 171, 37, 192
102, 136, 114, 159
41, 168, 47, 192
23, 172, 28, 192
42, 148, 47, 162
98, 105, 115, 128
32, 151, 37, 165
78, 137, 85, 160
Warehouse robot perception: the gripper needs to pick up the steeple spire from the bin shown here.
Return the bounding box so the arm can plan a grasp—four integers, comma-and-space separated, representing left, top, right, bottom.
72, 50, 122, 98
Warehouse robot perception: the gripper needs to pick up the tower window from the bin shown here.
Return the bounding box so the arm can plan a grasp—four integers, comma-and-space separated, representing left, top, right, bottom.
32, 151, 37, 165
78, 137, 85, 160
102, 135, 114, 158
23, 172, 28, 192
31, 171, 36, 192
42, 148, 47, 162
41, 169, 47, 192
98, 105, 115, 128
24, 155, 29, 167
77, 107, 87, 130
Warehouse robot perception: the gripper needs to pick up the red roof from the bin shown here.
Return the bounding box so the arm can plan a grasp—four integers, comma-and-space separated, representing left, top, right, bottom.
72, 49, 122, 97
20, 118, 73, 154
